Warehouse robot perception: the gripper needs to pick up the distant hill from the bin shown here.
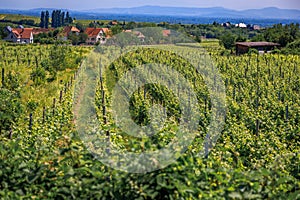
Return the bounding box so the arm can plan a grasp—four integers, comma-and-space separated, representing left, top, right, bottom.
0, 6, 299, 20
84, 6, 300, 19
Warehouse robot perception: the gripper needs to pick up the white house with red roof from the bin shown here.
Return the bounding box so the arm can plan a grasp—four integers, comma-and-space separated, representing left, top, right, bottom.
5, 27, 34, 44
85, 28, 106, 44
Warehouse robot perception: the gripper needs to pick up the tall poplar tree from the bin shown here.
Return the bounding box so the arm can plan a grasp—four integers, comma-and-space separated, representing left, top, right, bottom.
45, 11, 49, 29
40, 11, 45, 28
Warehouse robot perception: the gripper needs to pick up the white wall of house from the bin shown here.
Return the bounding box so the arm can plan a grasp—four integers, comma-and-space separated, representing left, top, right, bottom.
4, 32, 33, 44
87, 31, 106, 44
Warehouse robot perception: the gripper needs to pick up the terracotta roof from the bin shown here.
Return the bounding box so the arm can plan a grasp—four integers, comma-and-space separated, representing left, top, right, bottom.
12, 28, 33, 39
110, 21, 118, 25
133, 31, 145, 38
236, 42, 280, 47
101, 28, 112, 38
102, 28, 110, 33
62, 26, 80, 36
123, 30, 145, 38
85, 28, 103, 37
32, 28, 55, 35
163, 30, 171, 37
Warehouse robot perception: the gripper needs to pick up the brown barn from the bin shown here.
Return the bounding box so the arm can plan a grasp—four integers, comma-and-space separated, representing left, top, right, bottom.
236, 42, 280, 55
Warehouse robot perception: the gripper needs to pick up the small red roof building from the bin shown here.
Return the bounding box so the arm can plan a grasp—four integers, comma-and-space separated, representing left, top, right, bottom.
85, 28, 106, 44
5, 28, 34, 43
32, 28, 55, 35
163, 30, 171, 37
62, 26, 80, 37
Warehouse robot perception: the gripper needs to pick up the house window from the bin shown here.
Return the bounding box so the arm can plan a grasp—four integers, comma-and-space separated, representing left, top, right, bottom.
11, 35, 13, 39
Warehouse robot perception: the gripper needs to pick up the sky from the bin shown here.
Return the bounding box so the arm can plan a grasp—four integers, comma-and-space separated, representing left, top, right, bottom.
0, 0, 299, 10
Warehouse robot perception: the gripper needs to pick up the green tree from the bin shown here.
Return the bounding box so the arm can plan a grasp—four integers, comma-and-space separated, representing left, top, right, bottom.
89, 22, 96, 28
61, 12, 65, 26
219, 33, 236, 49
111, 25, 123, 35
79, 33, 88, 44
65, 12, 73, 24
51, 10, 57, 28
45, 11, 49, 29
40, 11, 45, 28
195, 35, 202, 43
75, 22, 85, 32
236, 35, 247, 42
57, 10, 61, 27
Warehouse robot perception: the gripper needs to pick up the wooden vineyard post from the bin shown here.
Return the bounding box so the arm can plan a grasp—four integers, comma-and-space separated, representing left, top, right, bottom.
53, 98, 56, 116
102, 90, 107, 124
35, 56, 38, 68
1, 68, 4, 87
42, 107, 46, 123
285, 105, 289, 121
59, 90, 63, 103
255, 119, 260, 135
99, 67, 109, 136
64, 83, 67, 94
144, 86, 147, 100
9, 128, 13, 139
29, 113, 33, 130
232, 85, 236, 100
256, 85, 260, 110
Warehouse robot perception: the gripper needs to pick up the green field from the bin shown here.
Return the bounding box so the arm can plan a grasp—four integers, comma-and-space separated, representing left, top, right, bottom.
0, 14, 40, 24
0, 41, 299, 199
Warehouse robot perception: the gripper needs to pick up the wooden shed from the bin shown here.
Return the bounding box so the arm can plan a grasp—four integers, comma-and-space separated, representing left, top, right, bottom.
236, 42, 280, 55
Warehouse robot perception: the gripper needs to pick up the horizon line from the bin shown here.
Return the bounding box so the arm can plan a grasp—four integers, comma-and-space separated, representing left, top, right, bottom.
1, 5, 300, 12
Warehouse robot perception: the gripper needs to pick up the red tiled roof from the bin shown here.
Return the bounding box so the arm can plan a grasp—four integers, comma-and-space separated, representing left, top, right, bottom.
111, 21, 118, 25
62, 26, 80, 36
85, 28, 103, 37
12, 28, 33, 39
32, 28, 55, 35
101, 28, 111, 38
163, 30, 171, 37
236, 42, 280, 47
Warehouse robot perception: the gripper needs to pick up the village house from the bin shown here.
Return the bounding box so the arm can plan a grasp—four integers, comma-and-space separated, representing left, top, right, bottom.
32, 28, 55, 35
163, 30, 171, 37
252, 25, 261, 30
235, 23, 247, 28
109, 20, 118, 26
222, 22, 231, 28
85, 28, 106, 44
101, 28, 112, 39
4, 26, 56, 44
123, 30, 145, 42
236, 42, 280, 55
4, 26, 34, 44
58, 26, 81, 41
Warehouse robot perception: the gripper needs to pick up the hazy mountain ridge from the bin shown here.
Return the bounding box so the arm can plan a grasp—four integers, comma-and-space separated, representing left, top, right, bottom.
84, 6, 300, 19
0, 6, 299, 20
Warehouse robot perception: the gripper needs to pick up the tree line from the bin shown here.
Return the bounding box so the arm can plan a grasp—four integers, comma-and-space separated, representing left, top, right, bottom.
40, 10, 73, 28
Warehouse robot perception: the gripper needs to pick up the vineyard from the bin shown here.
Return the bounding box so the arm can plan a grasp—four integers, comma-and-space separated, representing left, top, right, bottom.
0, 41, 299, 199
